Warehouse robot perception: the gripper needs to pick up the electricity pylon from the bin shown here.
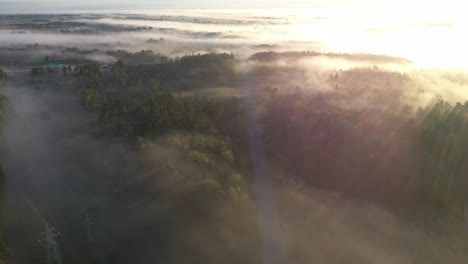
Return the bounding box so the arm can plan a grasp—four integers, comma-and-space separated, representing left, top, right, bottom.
38, 223, 62, 264
83, 213, 94, 242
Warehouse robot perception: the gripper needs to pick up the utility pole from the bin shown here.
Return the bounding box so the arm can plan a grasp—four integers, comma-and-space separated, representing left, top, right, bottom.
38, 223, 62, 264
83, 213, 94, 242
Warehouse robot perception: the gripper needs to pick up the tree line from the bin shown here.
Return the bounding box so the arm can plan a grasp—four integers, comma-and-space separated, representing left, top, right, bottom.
71, 56, 468, 219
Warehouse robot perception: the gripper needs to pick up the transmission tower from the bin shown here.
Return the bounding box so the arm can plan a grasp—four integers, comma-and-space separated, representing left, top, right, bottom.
38, 223, 62, 264
83, 213, 94, 242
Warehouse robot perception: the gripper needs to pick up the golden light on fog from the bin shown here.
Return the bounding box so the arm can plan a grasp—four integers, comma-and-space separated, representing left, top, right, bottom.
264, 8, 468, 69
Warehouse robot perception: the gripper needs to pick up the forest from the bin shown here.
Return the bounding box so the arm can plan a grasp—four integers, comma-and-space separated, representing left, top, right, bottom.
69, 55, 468, 217
2, 4, 468, 262
1, 42, 468, 264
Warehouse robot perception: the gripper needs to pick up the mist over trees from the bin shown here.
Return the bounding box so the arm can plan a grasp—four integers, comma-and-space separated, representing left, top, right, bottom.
69, 55, 468, 218
64, 54, 468, 263
1, 11, 468, 264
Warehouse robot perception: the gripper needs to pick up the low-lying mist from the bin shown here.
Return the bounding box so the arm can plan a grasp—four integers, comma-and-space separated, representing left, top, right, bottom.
3, 75, 467, 264
2, 8, 467, 67
1, 9, 468, 264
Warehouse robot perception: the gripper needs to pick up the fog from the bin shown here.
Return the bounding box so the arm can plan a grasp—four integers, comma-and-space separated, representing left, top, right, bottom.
3, 73, 467, 264
1, 9, 468, 264
2, 9, 468, 67
1, 72, 218, 263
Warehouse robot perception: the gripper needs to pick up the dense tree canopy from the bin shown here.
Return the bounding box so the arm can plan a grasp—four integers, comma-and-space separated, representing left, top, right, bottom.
70, 55, 468, 217
11, 50, 468, 264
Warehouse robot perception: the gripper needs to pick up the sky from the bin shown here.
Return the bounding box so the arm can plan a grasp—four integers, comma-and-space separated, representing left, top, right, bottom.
0, 0, 462, 13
